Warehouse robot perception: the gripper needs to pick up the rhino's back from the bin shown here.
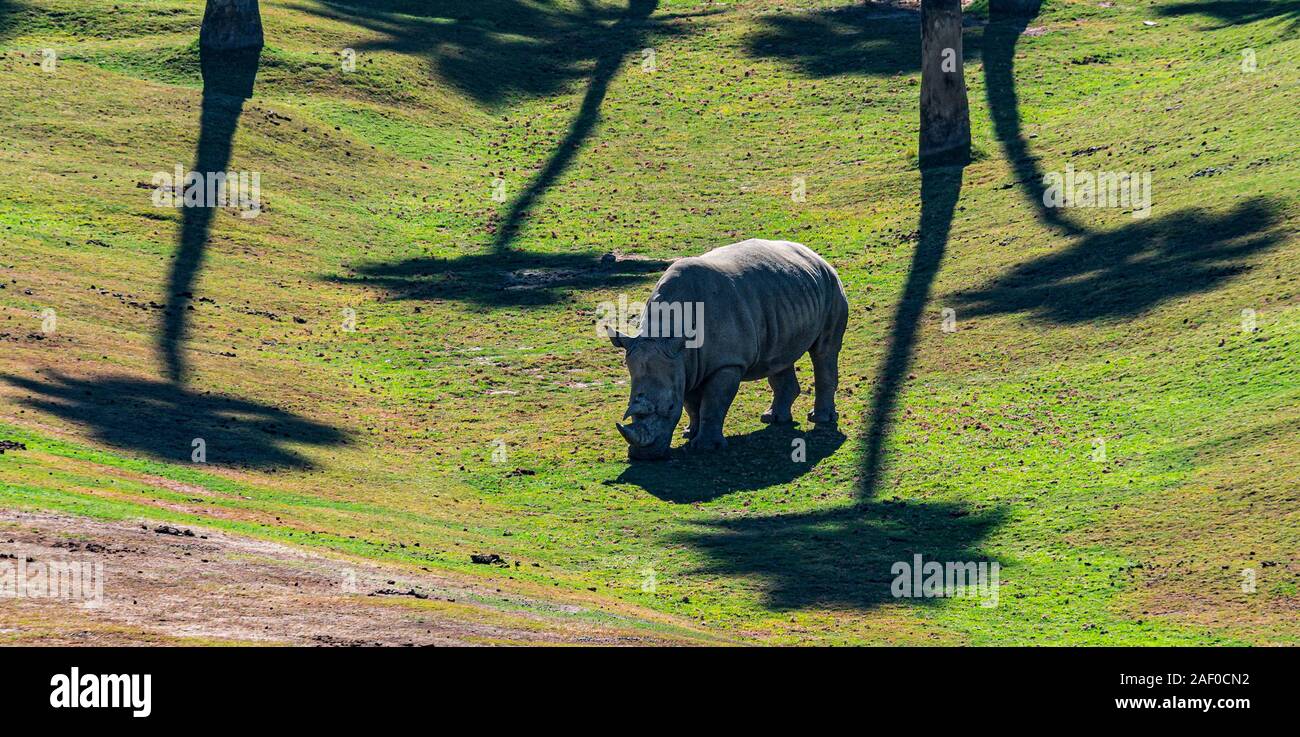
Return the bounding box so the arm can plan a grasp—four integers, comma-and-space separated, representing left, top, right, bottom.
655, 239, 846, 384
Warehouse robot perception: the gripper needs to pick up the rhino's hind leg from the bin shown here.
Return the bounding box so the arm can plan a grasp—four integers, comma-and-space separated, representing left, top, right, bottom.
761, 367, 800, 425
689, 366, 742, 451
682, 391, 701, 438
808, 334, 842, 426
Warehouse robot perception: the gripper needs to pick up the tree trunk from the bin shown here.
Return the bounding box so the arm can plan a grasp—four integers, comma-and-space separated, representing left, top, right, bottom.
200, 0, 263, 50
919, 0, 970, 167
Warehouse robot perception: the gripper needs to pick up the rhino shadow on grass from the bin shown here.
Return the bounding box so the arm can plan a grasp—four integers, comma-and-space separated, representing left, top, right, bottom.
616, 424, 846, 503
2, 371, 349, 471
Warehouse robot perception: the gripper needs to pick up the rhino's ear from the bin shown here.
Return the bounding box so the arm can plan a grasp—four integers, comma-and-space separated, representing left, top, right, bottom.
609, 330, 635, 350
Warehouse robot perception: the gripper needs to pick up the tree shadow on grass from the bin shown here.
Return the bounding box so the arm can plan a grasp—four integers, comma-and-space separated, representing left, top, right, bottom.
311, 1, 697, 302
960, 1, 1290, 324
980, 3, 1087, 238
329, 250, 670, 308
616, 424, 846, 503
746, 1, 983, 78
859, 166, 964, 498
1157, 1, 1300, 31
2, 371, 348, 471
950, 198, 1286, 323
0, 0, 30, 45
485, 0, 667, 253
303, 0, 702, 108
160, 44, 261, 384
671, 500, 1006, 611
1, 31, 350, 472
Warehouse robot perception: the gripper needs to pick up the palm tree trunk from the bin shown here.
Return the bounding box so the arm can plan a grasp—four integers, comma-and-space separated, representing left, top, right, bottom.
919, 0, 970, 167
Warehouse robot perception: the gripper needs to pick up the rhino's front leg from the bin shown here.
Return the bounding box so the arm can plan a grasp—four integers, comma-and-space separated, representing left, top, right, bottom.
689, 367, 742, 451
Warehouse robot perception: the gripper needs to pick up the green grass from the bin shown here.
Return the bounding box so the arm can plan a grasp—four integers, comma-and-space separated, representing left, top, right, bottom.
1, 0, 1296, 644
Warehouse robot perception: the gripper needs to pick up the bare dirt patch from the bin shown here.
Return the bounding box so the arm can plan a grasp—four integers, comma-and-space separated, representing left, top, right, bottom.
0, 510, 700, 646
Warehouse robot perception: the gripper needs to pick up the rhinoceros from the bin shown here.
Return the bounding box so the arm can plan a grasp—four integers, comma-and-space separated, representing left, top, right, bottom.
608, 239, 848, 460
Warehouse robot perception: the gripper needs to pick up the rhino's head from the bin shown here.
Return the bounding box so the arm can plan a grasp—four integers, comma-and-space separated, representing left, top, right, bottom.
610, 330, 685, 461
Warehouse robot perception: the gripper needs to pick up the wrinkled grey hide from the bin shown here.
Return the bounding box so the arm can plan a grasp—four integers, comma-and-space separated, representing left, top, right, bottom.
611, 239, 848, 460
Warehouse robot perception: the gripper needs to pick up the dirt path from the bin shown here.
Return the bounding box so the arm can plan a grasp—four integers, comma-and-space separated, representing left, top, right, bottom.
0, 510, 704, 646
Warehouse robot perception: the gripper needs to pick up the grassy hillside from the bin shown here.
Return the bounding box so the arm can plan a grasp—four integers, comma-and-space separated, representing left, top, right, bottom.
0, 0, 1295, 644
